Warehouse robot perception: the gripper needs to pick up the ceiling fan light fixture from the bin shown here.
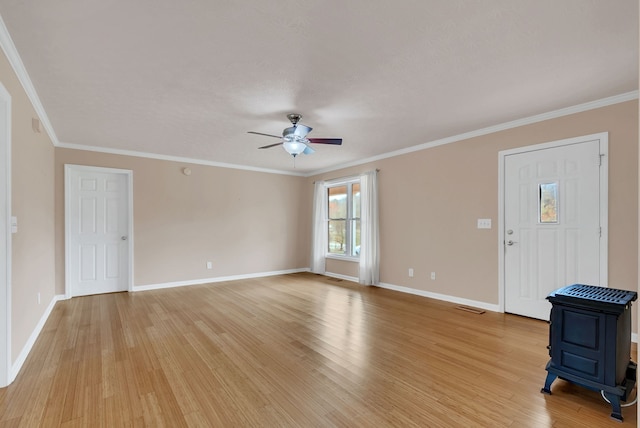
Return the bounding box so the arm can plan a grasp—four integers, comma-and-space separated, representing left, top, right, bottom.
249, 113, 342, 159
283, 140, 306, 157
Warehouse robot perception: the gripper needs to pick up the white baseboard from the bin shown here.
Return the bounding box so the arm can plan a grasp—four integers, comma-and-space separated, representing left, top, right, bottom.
323, 272, 359, 283
376, 282, 501, 313
9, 269, 309, 382
10, 277, 637, 385
132, 268, 310, 292
375, 283, 640, 344
10, 294, 65, 382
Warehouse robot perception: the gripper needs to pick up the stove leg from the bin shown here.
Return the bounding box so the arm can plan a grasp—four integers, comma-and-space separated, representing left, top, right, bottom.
603, 391, 623, 422
541, 372, 557, 394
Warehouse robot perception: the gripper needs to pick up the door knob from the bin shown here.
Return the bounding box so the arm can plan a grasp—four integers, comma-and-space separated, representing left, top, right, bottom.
507, 240, 517, 246
121, 236, 127, 241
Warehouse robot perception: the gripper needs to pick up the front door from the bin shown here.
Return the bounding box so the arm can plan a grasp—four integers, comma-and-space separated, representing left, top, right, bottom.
65, 165, 132, 297
503, 135, 606, 320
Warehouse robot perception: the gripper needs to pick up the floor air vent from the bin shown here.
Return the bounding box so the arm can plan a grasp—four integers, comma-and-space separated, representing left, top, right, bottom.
455, 305, 485, 314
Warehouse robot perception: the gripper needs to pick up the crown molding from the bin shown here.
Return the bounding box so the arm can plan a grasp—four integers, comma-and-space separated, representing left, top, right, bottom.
1, 10, 636, 178
0, 14, 59, 146
60, 91, 639, 178
305, 91, 639, 177
56, 141, 305, 176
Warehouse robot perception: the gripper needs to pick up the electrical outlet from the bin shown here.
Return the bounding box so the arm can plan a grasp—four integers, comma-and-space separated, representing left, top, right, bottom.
206, 261, 213, 269
477, 218, 492, 229
408, 268, 414, 278
431, 272, 436, 280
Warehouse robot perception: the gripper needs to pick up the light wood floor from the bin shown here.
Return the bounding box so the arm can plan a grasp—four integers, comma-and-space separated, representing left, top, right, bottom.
0, 273, 636, 427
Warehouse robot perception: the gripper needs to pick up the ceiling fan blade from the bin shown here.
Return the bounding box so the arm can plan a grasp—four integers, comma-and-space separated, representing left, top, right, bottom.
303, 145, 315, 155
258, 142, 284, 149
293, 124, 312, 138
248, 131, 282, 139
308, 138, 342, 145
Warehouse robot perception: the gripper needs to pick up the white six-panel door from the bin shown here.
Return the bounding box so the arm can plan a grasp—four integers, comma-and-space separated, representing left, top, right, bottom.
65, 165, 132, 297
503, 136, 605, 320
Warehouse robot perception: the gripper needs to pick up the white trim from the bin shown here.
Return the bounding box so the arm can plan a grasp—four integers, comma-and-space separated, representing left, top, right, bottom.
598, 137, 609, 287
0, 82, 10, 387
10, 294, 64, 382
132, 268, 309, 292
127, 170, 134, 293
0, 11, 298, 178
57, 142, 305, 177
6, 284, 635, 384
498, 132, 609, 314
307, 92, 637, 177
0, 14, 59, 146
0, 10, 635, 179
498, 147, 506, 313
324, 272, 359, 283
324, 175, 361, 186
377, 282, 500, 313
57, 91, 637, 179
64, 164, 134, 298
324, 178, 362, 261
376, 282, 636, 342
325, 254, 359, 262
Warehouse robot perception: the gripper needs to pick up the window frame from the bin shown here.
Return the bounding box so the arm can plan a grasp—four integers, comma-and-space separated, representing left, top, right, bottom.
325, 178, 360, 261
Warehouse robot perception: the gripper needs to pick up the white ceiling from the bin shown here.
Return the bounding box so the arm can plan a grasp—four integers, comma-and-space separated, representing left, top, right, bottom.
0, 1, 637, 175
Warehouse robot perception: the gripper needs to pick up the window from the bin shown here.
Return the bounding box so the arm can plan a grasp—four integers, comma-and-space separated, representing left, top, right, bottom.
539, 182, 559, 224
327, 181, 360, 257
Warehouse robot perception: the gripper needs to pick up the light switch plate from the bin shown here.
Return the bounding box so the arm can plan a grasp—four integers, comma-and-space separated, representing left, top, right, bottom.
477, 218, 492, 229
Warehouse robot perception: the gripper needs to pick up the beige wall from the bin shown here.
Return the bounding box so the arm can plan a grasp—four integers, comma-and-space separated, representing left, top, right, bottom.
0, 50, 56, 361
54, 149, 309, 291
325, 257, 359, 278
2, 35, 639, 371
309, 101, 638, 313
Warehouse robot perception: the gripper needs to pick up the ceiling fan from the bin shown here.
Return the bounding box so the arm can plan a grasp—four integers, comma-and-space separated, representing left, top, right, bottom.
248, 114, 342, 157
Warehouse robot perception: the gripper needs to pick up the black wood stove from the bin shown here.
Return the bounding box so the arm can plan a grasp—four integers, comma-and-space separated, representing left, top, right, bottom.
541, 284, 637, 422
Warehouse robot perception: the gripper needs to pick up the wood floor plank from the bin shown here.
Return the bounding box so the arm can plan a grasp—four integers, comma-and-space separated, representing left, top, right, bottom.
0, 272, 636, 426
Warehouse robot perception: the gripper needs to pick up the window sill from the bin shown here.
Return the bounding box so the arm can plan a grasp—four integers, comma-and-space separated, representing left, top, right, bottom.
325, 254, 360, 263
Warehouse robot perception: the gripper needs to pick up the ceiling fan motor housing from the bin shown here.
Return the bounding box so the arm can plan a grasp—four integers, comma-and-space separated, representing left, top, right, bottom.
283, 124, 312, 140
282, 127, 296, 139
286, 113, 302, 125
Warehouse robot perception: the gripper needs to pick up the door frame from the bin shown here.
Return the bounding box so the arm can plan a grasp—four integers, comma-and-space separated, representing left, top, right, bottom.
497, 132, 609, 313
64, 164, 134, 298
0, 82, 11, 387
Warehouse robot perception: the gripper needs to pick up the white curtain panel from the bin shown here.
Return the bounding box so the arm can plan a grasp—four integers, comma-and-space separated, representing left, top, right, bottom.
359, 170, 380, 285
310, 180, 327, 274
